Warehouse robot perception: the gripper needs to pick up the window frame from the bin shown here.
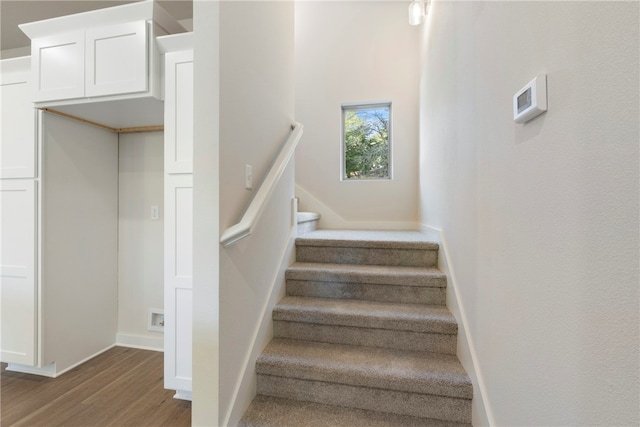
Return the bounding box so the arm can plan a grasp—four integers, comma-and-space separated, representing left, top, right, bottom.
340, 102, 393, 182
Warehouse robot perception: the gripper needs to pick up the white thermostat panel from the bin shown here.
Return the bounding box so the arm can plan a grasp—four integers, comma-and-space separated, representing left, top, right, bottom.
513, 74, 547, 123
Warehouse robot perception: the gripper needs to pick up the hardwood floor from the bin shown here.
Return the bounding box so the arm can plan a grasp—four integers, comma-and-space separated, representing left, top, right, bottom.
1, 346, 191, 427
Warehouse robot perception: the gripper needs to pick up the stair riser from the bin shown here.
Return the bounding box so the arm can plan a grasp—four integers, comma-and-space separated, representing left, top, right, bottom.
286, 280, 447, 305
285, 266, 447, 287
240, 395, 472, 427
256, 362, 473, 400
296, 246, 437, 267
257, 374, 472, 424
273, 321, 457, 354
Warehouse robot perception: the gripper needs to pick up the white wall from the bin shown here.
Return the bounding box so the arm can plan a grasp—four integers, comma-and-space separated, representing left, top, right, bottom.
419, 2, 639, 425
295, 1, 420, 230
41, 113, 119, 373
192, 0, 220, 425
0, 47, 30, 60
117, 132, 164, 350
218, 2, 296, 425
192, 2, 296, 425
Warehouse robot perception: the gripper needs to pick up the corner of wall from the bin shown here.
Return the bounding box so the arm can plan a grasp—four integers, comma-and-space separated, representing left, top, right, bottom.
421, 223, 494, 426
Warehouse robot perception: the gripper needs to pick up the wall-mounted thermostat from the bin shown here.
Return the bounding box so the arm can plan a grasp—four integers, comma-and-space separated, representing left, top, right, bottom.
513, 74, 547, 123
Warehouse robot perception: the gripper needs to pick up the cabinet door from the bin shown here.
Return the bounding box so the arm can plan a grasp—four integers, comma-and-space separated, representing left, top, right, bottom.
164, 51, 193, 174
32, 31, 85, 102
86, 21, 148, 98
0, 59, 36, 178
164, 175, 192, 394
0, 180, 37, 366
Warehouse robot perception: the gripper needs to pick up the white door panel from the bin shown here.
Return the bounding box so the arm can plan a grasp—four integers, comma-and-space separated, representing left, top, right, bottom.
0, 180, 37, 365
86, 21, 148, 97
32, 31, 85, 102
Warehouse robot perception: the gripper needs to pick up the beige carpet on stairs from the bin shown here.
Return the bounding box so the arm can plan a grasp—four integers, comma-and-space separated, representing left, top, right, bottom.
239, 230, 473, 426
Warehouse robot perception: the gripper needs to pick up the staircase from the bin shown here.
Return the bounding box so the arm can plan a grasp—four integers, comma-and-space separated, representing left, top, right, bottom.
239, 230, 473, 426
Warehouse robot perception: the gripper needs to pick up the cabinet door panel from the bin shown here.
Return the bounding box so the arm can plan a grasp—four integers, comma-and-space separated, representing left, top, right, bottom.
86, 21, 148, 97
0, 60, 36, 178
0, 180, 37, 366
164, 51, 193, 174
32, 32, 85, 102
174, 288, 192, 381
164, 175, 192, 392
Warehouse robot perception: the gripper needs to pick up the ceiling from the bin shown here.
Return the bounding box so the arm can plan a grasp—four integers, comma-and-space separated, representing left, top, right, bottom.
0, 0, 193, 52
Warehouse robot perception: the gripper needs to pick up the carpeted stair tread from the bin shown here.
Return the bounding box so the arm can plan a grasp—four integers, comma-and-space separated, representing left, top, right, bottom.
295, 231, 439, 267
296, 230, 439, 250
286, 262, 447, 287
257, 375, 471, 423
257, 338, 472, 399
239, 395, 471, 427
240, 230, 472, 425
273, 296, 457, 334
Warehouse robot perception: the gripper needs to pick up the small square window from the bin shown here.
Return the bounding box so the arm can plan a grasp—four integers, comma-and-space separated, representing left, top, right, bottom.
342, 103, 391, 180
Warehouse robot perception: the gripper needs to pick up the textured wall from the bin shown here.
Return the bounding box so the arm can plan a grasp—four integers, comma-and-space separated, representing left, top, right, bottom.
419, 2, 639, 425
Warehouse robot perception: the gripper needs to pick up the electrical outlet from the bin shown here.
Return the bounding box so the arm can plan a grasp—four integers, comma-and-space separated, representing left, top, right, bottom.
148, 309, 164, 333
245, 164, 253, 190
151, 205, 159, 220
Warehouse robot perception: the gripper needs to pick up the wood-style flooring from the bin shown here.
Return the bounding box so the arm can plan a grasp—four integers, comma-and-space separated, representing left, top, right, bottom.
0, 346, 191, 427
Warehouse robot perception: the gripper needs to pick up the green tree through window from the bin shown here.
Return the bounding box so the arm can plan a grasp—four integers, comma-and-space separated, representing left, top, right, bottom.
342, 104, 391, 180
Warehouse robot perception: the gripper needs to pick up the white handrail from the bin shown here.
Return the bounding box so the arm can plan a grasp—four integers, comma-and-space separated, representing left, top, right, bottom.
220, 122, 304, 247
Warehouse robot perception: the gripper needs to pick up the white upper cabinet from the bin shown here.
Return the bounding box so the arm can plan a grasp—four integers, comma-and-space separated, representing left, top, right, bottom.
20, 1, 185, 106
0, 58, 36, 178
31, 22, 148, 103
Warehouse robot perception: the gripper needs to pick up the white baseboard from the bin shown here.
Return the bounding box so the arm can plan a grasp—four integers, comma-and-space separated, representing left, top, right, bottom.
421, 224, 495, 426
7, 344, 116, 378
7, 361, 57, 378
174, 390, 193, 401
116, 333, 164, 352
